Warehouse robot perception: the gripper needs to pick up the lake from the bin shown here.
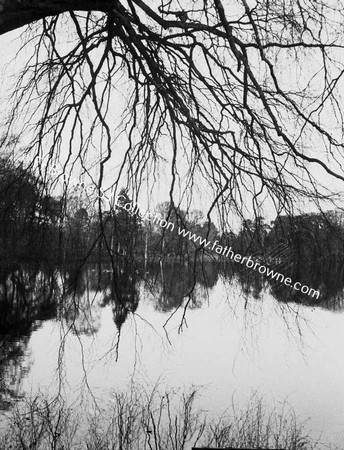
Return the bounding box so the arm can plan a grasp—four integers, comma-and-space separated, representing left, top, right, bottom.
0, 261, 343, 448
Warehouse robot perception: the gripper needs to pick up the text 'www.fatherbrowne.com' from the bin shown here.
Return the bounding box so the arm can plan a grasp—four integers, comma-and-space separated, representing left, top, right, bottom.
116, 196, 320, 300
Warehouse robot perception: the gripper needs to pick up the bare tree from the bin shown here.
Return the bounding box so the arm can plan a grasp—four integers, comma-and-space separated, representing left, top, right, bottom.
2, 2, 342, 431
2, 0, 344, 229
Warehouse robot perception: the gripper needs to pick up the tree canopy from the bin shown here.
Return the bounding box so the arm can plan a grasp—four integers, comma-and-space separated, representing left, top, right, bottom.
0, 155, 62, 258
2, 0, 344, 228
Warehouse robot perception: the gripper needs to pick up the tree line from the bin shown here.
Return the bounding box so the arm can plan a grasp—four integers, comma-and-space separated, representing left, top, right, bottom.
1, 156, 344, 271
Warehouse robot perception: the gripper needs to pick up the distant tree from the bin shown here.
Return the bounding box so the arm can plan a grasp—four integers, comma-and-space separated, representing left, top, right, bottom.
113, 189, 141, 257
63, 206, 91, 259
0, 157, 58, 259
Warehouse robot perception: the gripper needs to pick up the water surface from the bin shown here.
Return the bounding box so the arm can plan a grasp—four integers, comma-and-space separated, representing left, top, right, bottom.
1, 262, 343, 447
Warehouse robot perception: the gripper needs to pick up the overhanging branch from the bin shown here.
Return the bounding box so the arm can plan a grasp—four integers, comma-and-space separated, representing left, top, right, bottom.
0, 0, 114, 35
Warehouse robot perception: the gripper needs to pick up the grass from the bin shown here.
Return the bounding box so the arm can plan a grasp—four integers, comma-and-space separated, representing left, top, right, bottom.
0, 387, 331, 450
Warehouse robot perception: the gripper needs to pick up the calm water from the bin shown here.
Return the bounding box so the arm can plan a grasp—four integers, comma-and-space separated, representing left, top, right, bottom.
1, 262, 344, 447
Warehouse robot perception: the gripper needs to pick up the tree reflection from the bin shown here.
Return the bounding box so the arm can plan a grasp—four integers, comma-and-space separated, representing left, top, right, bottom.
100, 260, 139, 331
0, 264, 58, 410
0, 329, 29, 410
1, 246, 344, 412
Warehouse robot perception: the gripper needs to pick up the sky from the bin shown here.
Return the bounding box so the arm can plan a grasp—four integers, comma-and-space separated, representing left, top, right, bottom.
1, 5, 344, 230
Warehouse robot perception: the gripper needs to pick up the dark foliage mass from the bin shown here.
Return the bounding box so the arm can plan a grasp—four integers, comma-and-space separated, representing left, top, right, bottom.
1, 156, 344, 291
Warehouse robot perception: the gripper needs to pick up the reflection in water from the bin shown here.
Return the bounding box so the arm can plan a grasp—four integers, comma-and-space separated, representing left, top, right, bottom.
100, 260, 139, 331
0, 332, 29, 410
0, 264, 58, 409
148, 260, 219, 312
0, 259, 344, 447
233, 255, 344, 310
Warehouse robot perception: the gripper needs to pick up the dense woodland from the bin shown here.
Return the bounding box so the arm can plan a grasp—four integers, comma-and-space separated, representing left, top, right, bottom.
1, 156, 344, 307
1, 156, 344, 265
